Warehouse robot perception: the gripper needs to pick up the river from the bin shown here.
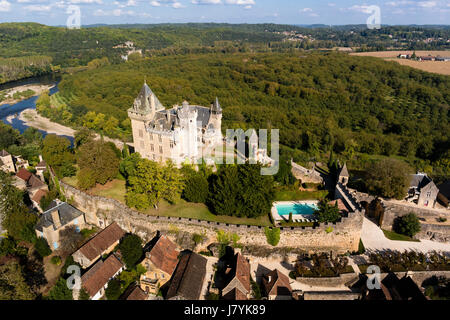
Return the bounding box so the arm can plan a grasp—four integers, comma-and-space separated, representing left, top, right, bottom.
0, 75, 74, 144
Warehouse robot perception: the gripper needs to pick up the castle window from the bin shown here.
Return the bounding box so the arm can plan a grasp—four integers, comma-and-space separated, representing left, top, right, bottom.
170, 141, 174, 149
152, 155, 156, 160
158, 136, 162, 143
139, 130, 143, 138
151, 144, 154, 152
159, 146, 163, 154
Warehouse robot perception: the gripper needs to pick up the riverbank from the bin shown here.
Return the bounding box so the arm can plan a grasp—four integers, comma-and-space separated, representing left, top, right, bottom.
0, 83, 53, 106
18, 108, 125, 149
19, 109, 75, 137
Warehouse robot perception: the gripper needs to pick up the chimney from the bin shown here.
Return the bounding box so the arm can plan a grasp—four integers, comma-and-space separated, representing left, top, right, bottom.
39, 155, 43, 162
51, 209, 62, 229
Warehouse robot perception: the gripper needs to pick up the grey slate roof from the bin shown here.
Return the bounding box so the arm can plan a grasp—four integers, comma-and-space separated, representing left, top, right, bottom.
338, 163, 349, 177
35, 202, 84, 232
409, 173, 432, 189
148, 105, 212, 132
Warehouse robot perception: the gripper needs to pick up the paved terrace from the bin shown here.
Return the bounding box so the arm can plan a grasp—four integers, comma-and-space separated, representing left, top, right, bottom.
361, 217, 450, 254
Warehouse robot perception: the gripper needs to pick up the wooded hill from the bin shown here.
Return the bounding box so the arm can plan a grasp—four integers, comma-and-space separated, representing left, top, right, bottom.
52, 51, 449, 178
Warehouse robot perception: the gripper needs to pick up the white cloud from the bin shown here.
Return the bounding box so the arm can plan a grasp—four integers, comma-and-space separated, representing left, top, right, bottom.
192, 0, 222, 4
150, 0, 184, 8
418, 1, 436, 7
114, 0, 137, 7
300, 8, 312, 12
0, 0, 10, 12
347, 5, 372, 13
224, 0, 255, 4
24, 4, 53, 11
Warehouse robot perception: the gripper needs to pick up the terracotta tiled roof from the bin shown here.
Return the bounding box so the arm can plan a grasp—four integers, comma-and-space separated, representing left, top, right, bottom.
27, 174, 45, 189
147, 235, 179, 276
125, 286, 147, 300
16, 168, 32, 182
76, 222, 125, 261
31, 189, 47, 204
262, 269, 292, 297
166, 251, 207, 300
231, 253, 251, 292
82, 254, 124, 298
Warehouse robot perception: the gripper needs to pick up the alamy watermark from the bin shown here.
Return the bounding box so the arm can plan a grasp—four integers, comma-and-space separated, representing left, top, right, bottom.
66, 5, 81, 29
366, 5, 381, 30
366, 265, 381, 290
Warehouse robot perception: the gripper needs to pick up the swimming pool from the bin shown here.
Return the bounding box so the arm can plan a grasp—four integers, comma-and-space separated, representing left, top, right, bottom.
275, 203, 318, 216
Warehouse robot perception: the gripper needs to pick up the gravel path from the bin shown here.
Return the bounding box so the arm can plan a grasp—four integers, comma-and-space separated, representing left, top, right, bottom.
361, 217, 450, 254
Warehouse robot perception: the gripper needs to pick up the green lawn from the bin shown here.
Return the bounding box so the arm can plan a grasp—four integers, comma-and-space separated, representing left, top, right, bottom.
274, 189, 328, 201
68, 178, 272, 227
382, 229, 420, 242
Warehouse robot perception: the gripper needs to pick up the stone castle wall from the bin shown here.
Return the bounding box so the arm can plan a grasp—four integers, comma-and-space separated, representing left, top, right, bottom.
60, 181, 364, 254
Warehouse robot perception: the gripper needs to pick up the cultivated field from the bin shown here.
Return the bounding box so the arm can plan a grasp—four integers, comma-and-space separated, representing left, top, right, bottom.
350, 51, 450, 75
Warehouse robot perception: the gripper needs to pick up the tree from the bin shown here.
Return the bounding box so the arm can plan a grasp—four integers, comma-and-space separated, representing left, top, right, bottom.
183, 173, 209, 203
274, 155, 296, 185
105, 278, 121, 300
77, 167, 97, 190
314, 199, 341, 223
119, 234, 143, 269
42, 134, 76, 177
208, 163, 275, 218
76, 140, 121, 186
34, 237, 52, 258
74, 127, 95, 148
0, 260, 36, 300
47, 277, 73, 300
394, 213, 421, 237
366, 158, 412, 199
125, 158, 184, 209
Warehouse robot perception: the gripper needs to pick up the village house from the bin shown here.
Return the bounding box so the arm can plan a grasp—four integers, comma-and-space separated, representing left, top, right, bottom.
362, 273, 427, 300
406, 172, 439, 207
35, 156, 47, 181
15, 167, 48, 211
73, 221, 125, 269
128, 82, 223, 166
0, 150, 15, 173
166, 250, 207, 300
140, 235, 179, 295
337, 163, 349, 185
81, 254, 125, 300
35, 200, 86, 250
437, 180, 450, 208
31, 189, 48, 213
222, 253, 251, 300
122, 285, 148, 300
261, 269, 293, 300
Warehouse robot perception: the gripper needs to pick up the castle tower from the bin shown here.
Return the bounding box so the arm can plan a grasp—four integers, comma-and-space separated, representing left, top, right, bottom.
208, 97, 223, 145
178, 101, 199, 163
127, 81, 165, 157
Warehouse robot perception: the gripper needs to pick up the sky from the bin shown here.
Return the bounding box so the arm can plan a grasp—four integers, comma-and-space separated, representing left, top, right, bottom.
0, 0, 449, 26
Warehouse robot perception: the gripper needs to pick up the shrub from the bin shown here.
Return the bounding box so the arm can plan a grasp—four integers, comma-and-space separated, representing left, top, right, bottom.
51, 256, 62, 265
47, 278, 73, 300
325, 226, 333, 233
394, 213, 421, 237
78, 288, 90, 300
34, 237, 52, 258
192, 233, 205, 246
77, 167, 97, 190
264, 227, 280, 246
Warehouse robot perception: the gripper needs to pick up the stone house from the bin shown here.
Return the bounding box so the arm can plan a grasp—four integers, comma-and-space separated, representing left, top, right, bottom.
337, 163, 349, 185
222, 253, 251, 300
166, 251, 207, 300
140, 235, 179, 295
362, 273, 426, 300
35, 156, 47, 181
261, 269, 292, 300
0, 150, 15, 173
31, 189, 48, 213
81, 254, 125, 300
406, 172, 439, 207
123, 285, 148, 300
16, 167, 48, 211
72, 222, 126, 269
128, 82, 223, 166
35, 200, 86, 250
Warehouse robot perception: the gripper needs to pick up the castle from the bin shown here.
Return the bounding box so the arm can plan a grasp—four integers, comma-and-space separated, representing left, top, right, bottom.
128, 82, 223, 165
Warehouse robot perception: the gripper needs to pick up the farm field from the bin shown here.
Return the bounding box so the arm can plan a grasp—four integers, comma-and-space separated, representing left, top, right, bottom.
351, 50, 450, 75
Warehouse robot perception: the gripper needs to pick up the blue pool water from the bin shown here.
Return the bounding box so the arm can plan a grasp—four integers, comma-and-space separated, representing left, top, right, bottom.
276, 203, 318, 216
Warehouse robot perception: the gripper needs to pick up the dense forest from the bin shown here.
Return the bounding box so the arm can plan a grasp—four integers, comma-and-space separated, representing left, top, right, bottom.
45, 51, 449, 179
0, 56, 53, 84
0, 22, 449, 70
